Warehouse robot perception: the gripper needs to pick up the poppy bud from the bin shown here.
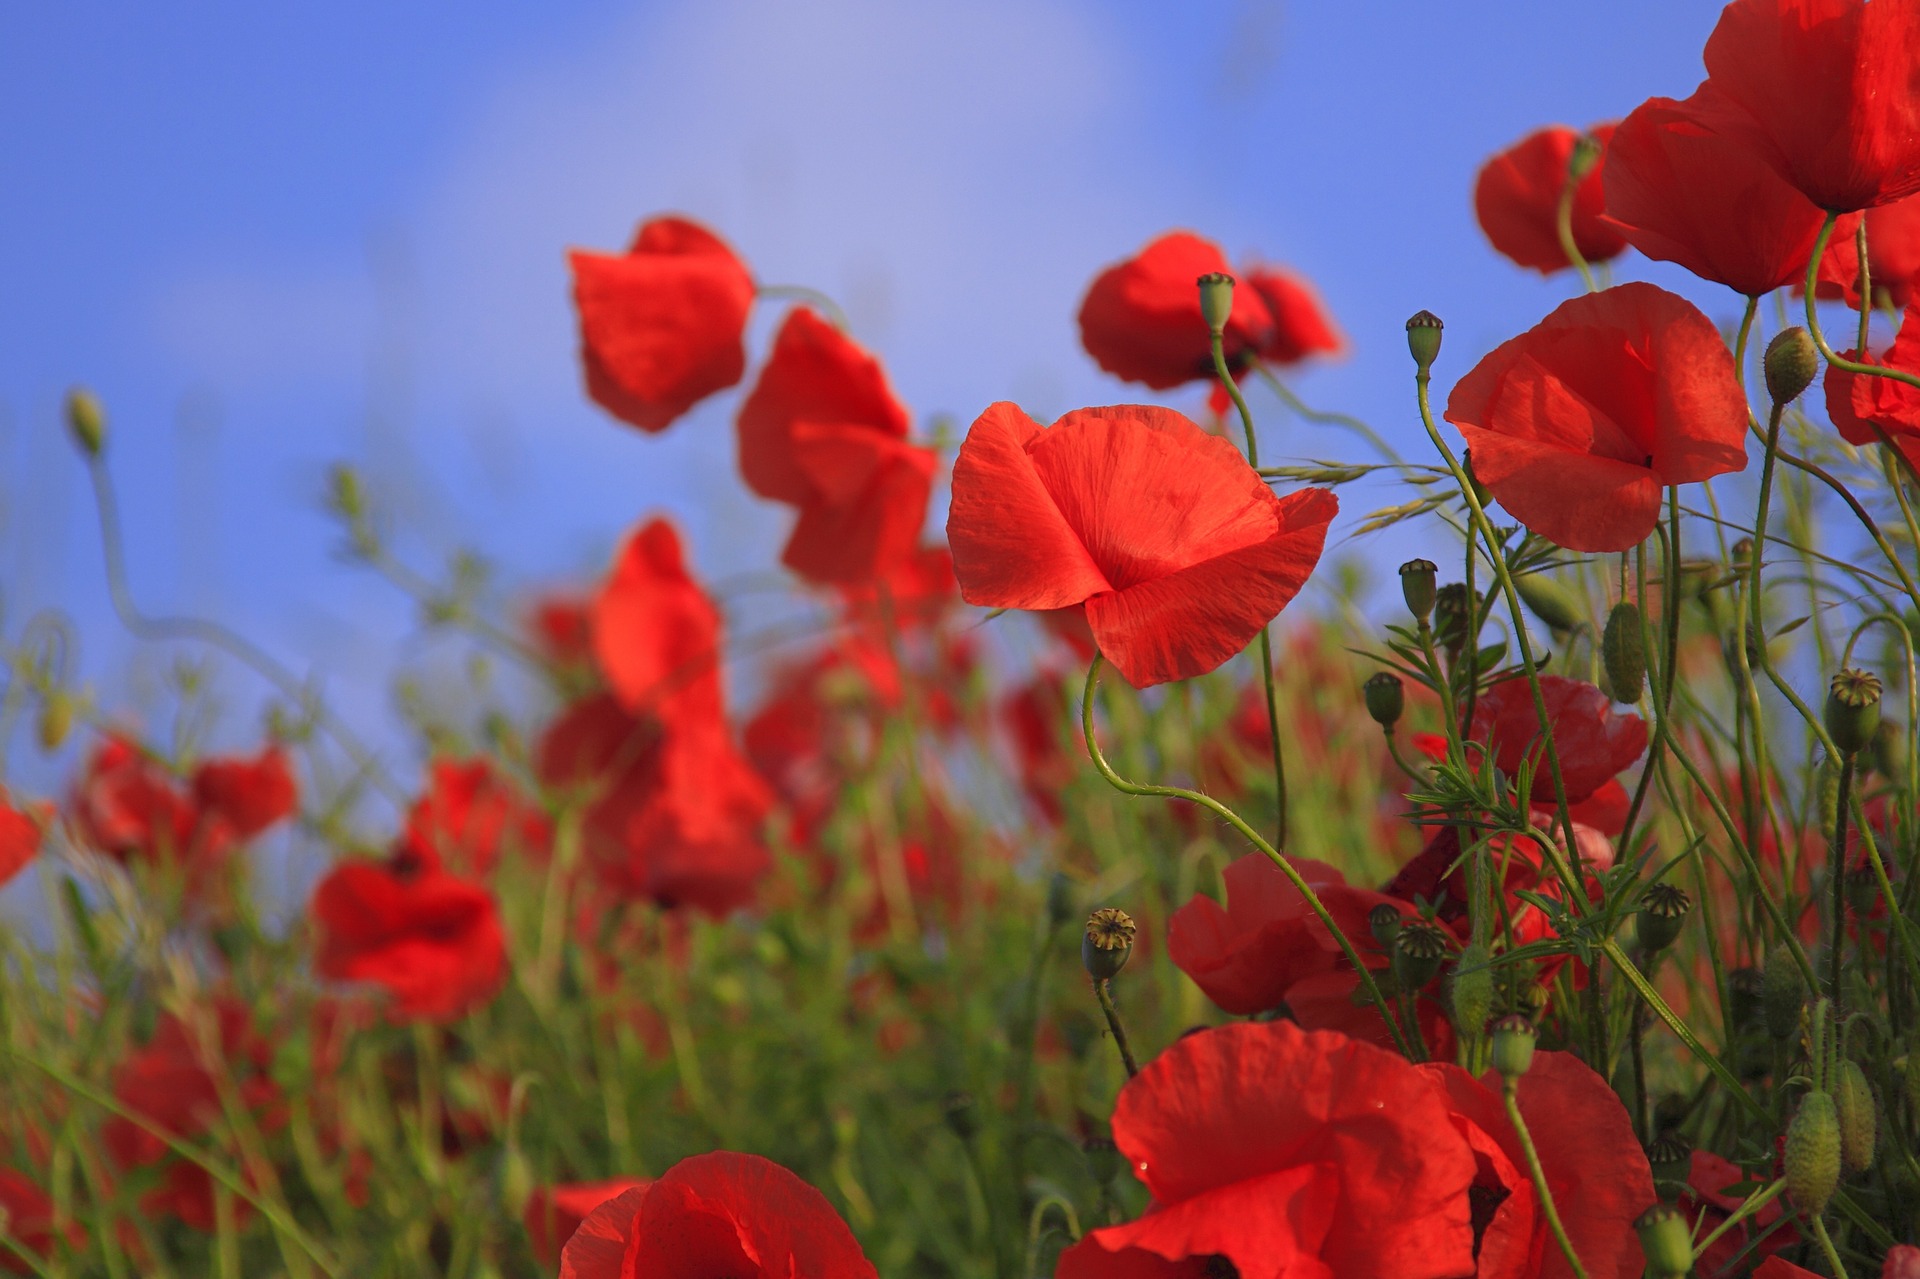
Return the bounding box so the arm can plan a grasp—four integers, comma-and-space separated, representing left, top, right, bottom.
942, 1090, 979, 1141
1634, 1203, 1693, 1279
1363, 672, 1405, 730
1645, 1131, 1692, 1188
1369, 902, 1403, 951
1785, 1090, 1841, 1213
1835, 1059, 1877, 1175
500, 1146, 534, 1217
1406, 310, 1444, 374
1869, 717, 1908, 781
1602, 601, 1646, 704
1763, 947, 1806, 1041
1433, 583, 1472, 661
36, 692, 72, 753
1461, 449, 1493, 507
1567, 132, 1602, 182
1635, 883, 1691, 953
1448, 944, 1494, 1038
1399, 558, 1438, 623
1046, 873, 1076, 929
1393, 920, 1449, 991
1763, 326, 1819, 406
1082, 907, 1135, 981
327, 463, 367, 523
65, 388, 105, 457
1516, 574, 1582, 636
1491, 1014, 1537, 1080
1825, 668, 1883, 757
1196, 273, 1236, 336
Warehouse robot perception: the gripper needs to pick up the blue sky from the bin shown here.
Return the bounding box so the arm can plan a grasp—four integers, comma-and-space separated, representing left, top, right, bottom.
0, 0, 1735, 793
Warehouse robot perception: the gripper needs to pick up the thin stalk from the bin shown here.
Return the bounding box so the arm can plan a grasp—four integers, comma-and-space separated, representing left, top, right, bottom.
1503, 1081, 1589, 1279
1832, 754, 1855, 1004
1092, 979, 1139, 1078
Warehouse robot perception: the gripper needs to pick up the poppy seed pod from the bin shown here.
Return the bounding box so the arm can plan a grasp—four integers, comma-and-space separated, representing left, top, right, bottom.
1406, 309, 1444, 374
1784, 1090, 1842, 1214
1196, 273, 1236, 337
1763, 946, 1806, 1041
1447, 944, 1494, 1039
1490, 1014, 1537, 1080
1825, 668, 1884, 756
1835, 1059, 1877, 1175
1363, 672, 1405, 730
1399, 558, 1438, 623
1602, 600, 1647, 704
1567, 132, 1602, 182
65, 388, 104, 457
1764, 327, 1820, 406
1634, 1203, 1693, 1279
1392, 920, 1449, 991
1433, 583, 1472, 661
1635, 883, 1691, 953
1516, 574, 1582, 636
1645, 1131, 1692, 1187
1082, 908, 1136, 981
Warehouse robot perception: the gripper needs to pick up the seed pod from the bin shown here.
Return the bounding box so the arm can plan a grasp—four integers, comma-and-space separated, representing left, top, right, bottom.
1764, 326, 1820, 406
1516, 574, 1582, 636
1363, 672, 1405, 729
1601, 600, 1646, 704
1081, 908, 1135, 981
1195, 273, 1235, 336
1635, 883, 1691, 954
1634, 1203, 1693, 1279
1399, 558, 1438, 623
1405, 310, 1444, 374
1645, 1131, 1692, 1188
1447, 944, 1494, 1039
1763, 947, 1806, 1041
1835, 1059, 1877, 1175
1368, 903, 1403, 951
1784, 1090, 1842, 1214
1433, 584, 1472, 660
1393, 920, 1449, 992
1826, 668, 1884, 757
1490, 1014, 1537, 1081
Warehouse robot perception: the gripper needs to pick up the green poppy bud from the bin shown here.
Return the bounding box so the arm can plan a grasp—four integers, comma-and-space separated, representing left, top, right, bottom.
1835, 1059, 1877, 1175
1490, 1014, 1537, 1081
1196, 273, 1235, 336
1763, 326, 1819, 406
1784, 1090, 1842, 1214
1399, 558, 1438, 623
1447, 944, 1494, 1039
1516, 574, 1582, 636
1635, 883, 1691, 954
1567, 132, 1602, 181
1602, 600, 1646, 704
65, 388, 105, 457
1826, 668, 1883, 756
36, 692, 73, 753
1406, 310, 1443, 374
1392, 920, 1449, 991
1869, 717, 1908, 782
1634, 1203, 1693, 1279
1082, 908, 1135, 981
1364, 672, 1405, 730
1763, 947, 1806, 1041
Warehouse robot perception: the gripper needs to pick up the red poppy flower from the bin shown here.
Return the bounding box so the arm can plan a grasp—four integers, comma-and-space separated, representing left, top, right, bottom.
191, 745, 297, 842
531, 594, 596, 671
103, 998, 283, 1232
1754, 1261, 1825, 1279
0, 795, 41, 889
1056, 1021, 1479, 1279
1418, 1052, 1653, 1279
71, 737, 200, 866
1681, 1151, 1785, 1278
947, 402, 1336, 687
558, 1151, 877, 1279
1885, 1246, 1920, 1279
1243, 265, 1345, 366
591, 518, 726, 722
1824, 303, 1920, 444
403, 757, 550, 877
1444, 282, 1749, 552
1474, 676, 1648, 804
1602, 86, 1830, 296
1001, 670, 1079, 825
1702, 0, 1920, 212
737, 307, 933, 585
569, 216, 755, 432
0, 1169, 74, 1275
1812, 196, 1920, 306
311, 851, 508, 1022
526, 1178, 652, 1268
1078, 232, 1275, 389
1475, 124, 1627, 275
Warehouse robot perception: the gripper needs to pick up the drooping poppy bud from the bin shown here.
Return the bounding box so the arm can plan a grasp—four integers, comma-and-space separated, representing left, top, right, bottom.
1399, 558, 1438, 623
1082, 908, 1136, 981
1784, 1090, 1842, 1214
1635, 882, 1691, 953
1826, 668, 1884, 756
1363, 672, 1405, 730
1764, 946, 1806, 1041
1634, 1203, 1693, 1279
1835, 1059, 1877, 1175
1602, 600, 1647, 704
1406, 310, 1444, 374
65, 388, 104, 457
1490, 1013, 1537, 1080
1392, 920, 1449, 991
1764, 327, 1820, 406
1196, 273, 1235, 337
1516, 574, 1582, 636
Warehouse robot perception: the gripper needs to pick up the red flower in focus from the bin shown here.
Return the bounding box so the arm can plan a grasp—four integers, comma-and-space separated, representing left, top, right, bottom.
569, 216, 755, 432
1824, 303, 1920, 445
1603, 86, 1830, 296
737, 307, 933, 585
947, 402, 1336, 687
103, 998, 283, 1232
1474, 124, 1627, 275
1703, 0, 1920, 212
1444, 283, 1748, 552
592, 518, 726, 722
558, 1151, 877, 1279
311, 850, 508, 1021
1681, 1151, 1784, 1278
1418, 1052, 1653, 1279
403, 757, 550, 877
1812, 195, 1920, 306
1474, 676, 1648, 804
191, 745, 297, 843
0, 1170, 77, 1274
526, 1177, 652, 1268
1056, 1021, 1479, 1279
0, 794, 42, 889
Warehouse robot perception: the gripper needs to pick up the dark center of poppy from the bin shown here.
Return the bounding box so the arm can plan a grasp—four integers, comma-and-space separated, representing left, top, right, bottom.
1468, 1182, 1513, 1257
1202, 1256, 1240, 1279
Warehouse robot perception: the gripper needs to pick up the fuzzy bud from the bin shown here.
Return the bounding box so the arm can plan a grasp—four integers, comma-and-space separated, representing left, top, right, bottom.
1082, 908, 1135, 981
1602, 601, 1646, 704
1448, 944, 1494, 1039
1392, 920, 1449, 992
1826, 668, 1884, 757
1635, 883, 1691, 953
1363, 672, 1405, 730
1406, 310, 1443, 374
1491, 1014, 1537, 1080
1764, 326, 1820, 406
1400, 558, 1438, 623
1784, 1090, 1842, 1214
1634, 1203, 1693, 1279
1196, 273, 1235, 336
1870, 717, 1908, 782
65, 388, 105, 457
1835, 1059, 1877, 1175
1763, 947, 1806, 1041
1516, 575, 1582, 636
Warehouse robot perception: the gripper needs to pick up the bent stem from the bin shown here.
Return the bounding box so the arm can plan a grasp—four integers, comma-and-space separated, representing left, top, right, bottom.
1092, 978, 1140, 1078
1080, 656, 1413, 1057
1502, 1080, 1589, 1279
1690, 1178, 1787, 1263
756, 282, 850, 330
1554, 165, 1597, 293
1808, 1213, 1852, 1279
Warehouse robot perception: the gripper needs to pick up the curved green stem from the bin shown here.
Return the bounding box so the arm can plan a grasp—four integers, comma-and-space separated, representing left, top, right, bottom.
1808, 1212, 1852, 1279
1554, 167, 1597, 293
1808, 213, 1920, 394
1253, 364, 1404, 464
1092, 978, 1139, 1077
756, 283, 850, 330
1690, 1178, 1787, 1263
1502, 1080, 1590, 1279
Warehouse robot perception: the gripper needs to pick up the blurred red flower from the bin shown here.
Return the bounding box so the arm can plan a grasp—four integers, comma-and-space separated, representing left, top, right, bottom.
1702, 0, 1920, 213
1055, 1021, 1479, 1279
1811, 196, 1920, 306
1824, 304, 1920, 444
311, 850, 508, 1021
947, 402, 1336, 687
558, 1151, 877, 1279
402, 756, 550, 877
103, 998, 283, 1232
1884, 1246, 1920, 1279
0, 794, 42, 889
569, 216, 755, 432
591, 518, 727, 723
1473, 676, 1648, 804
737, 307, 933, 585
1602, 86, 1830, 296
191, 745, 298, 843
1474, 124, 1627, 275
526, 1177, 652, 1268
1444, 282, 1748, 552
1243, 265, 1345, 366
0, 1170, 76, 1275
71, 738, 296, 885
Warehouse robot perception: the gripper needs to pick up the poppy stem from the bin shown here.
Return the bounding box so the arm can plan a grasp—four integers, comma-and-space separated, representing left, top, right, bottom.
1807, 1213, 1853, 1279
1808, 212, 1920, 397
1857, 215, 1872, 356
1091, 978, 1139, 1078
1501, 1079, 1591, 1279
1689, 1178, 1787, 1266
755, 283, 850, 331
1830, 752, 1855, 1005
1554, 169, 1597, 294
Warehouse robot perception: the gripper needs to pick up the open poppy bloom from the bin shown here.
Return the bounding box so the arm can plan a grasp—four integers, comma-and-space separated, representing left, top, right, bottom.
403, 757, 550, 877
1444, 282, 1748, 552
526, 1178, 652, 1267
1824, 303, 1920, 444
591, 518, 727, 722
569, 216, 755, 432
1702, 0, 1920, 213
1811, 195, 1920, 306
558, 1151, 877, 1279
1602, 85, 1830, 296
311, 850, 508, 1021
1055, 1021, 1480, 1279
191, 745, 298, 843
0, 794, 41, 889
1474, 124, 1626, 274
737, 307, 933, 585
1473, 676, 1648, 804
947, 402, 1337, 687
1243, 265, 1345, 366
